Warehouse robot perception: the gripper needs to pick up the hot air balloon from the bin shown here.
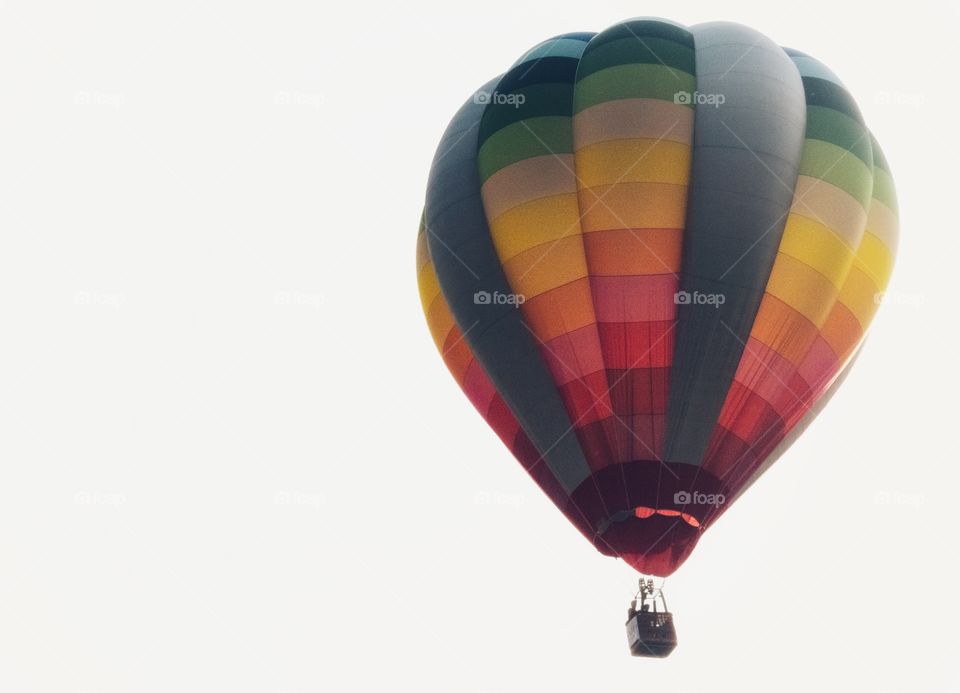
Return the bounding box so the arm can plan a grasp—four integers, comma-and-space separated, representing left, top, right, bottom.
416, 18, 897, 656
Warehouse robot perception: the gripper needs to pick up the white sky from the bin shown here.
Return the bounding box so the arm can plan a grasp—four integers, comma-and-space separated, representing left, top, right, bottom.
0, 0, 956, 691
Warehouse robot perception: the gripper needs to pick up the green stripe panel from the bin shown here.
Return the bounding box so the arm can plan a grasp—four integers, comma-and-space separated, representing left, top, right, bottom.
574, 63, 695, 112
801, 76, 863, 123
871, 166, 897, 211
870, 133, 893, 174
791, 51, 875, 208
805, 105, 873, 167
791, 55, 844, 85
512, 36, 596, 66
585, 18, 693, 51
477, 35, 587, 177
799, 139, 874, 208
575, 35, 696, 80
476, 82, 574, 142
477, 116, 572, 183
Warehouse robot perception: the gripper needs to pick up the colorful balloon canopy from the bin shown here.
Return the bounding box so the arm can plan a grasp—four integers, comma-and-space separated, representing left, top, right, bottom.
416, 19, 897, 576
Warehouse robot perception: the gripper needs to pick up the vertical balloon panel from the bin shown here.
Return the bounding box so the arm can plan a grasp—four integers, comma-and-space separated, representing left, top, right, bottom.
572, 19, 696, 466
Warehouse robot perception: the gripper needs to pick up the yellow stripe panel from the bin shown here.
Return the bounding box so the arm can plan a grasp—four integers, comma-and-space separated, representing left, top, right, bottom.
489, 193, 581, 261
416, 233, 460, 367
425, 295, 456, 354
417, 263, 441, 313
501, 236, 589, 299
576, 139, 691, 188
790, 176, 867, 250
836, 265, 880, 328
859, 231, 896, 284
418, 260, 473, 383
416, 231, 431, 274
777, 214, 855, 289
764, 253, 839, 327
851, 232, 895, 288
579, 182, 687, 232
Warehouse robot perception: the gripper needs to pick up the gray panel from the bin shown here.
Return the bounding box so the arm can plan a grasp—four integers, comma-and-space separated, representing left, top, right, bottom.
424, 81, 592, 493
664, 22, 807, 466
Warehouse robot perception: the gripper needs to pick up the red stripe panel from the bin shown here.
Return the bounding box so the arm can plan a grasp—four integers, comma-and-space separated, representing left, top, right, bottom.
589, 274, 678, 322
462, 358, 498, 413
590, 275, 677, 463
704, 383, 786, 482
797, 335, 840, 393
728, 338, 810, 421
606, 367, 670, 415
622, 413, 667, 462
540, 323, 608, 386
556, 368, 613, 426
597, 320, 675, 369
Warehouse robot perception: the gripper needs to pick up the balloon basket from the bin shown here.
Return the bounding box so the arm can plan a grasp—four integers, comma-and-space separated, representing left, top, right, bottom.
625, 578, 677, 658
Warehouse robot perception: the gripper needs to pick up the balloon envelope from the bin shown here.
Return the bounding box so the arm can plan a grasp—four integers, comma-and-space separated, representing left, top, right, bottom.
417, 19, 897, 576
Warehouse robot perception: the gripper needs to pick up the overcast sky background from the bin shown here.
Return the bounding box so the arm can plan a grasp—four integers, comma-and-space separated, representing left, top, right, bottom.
0, 1, 956, 691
